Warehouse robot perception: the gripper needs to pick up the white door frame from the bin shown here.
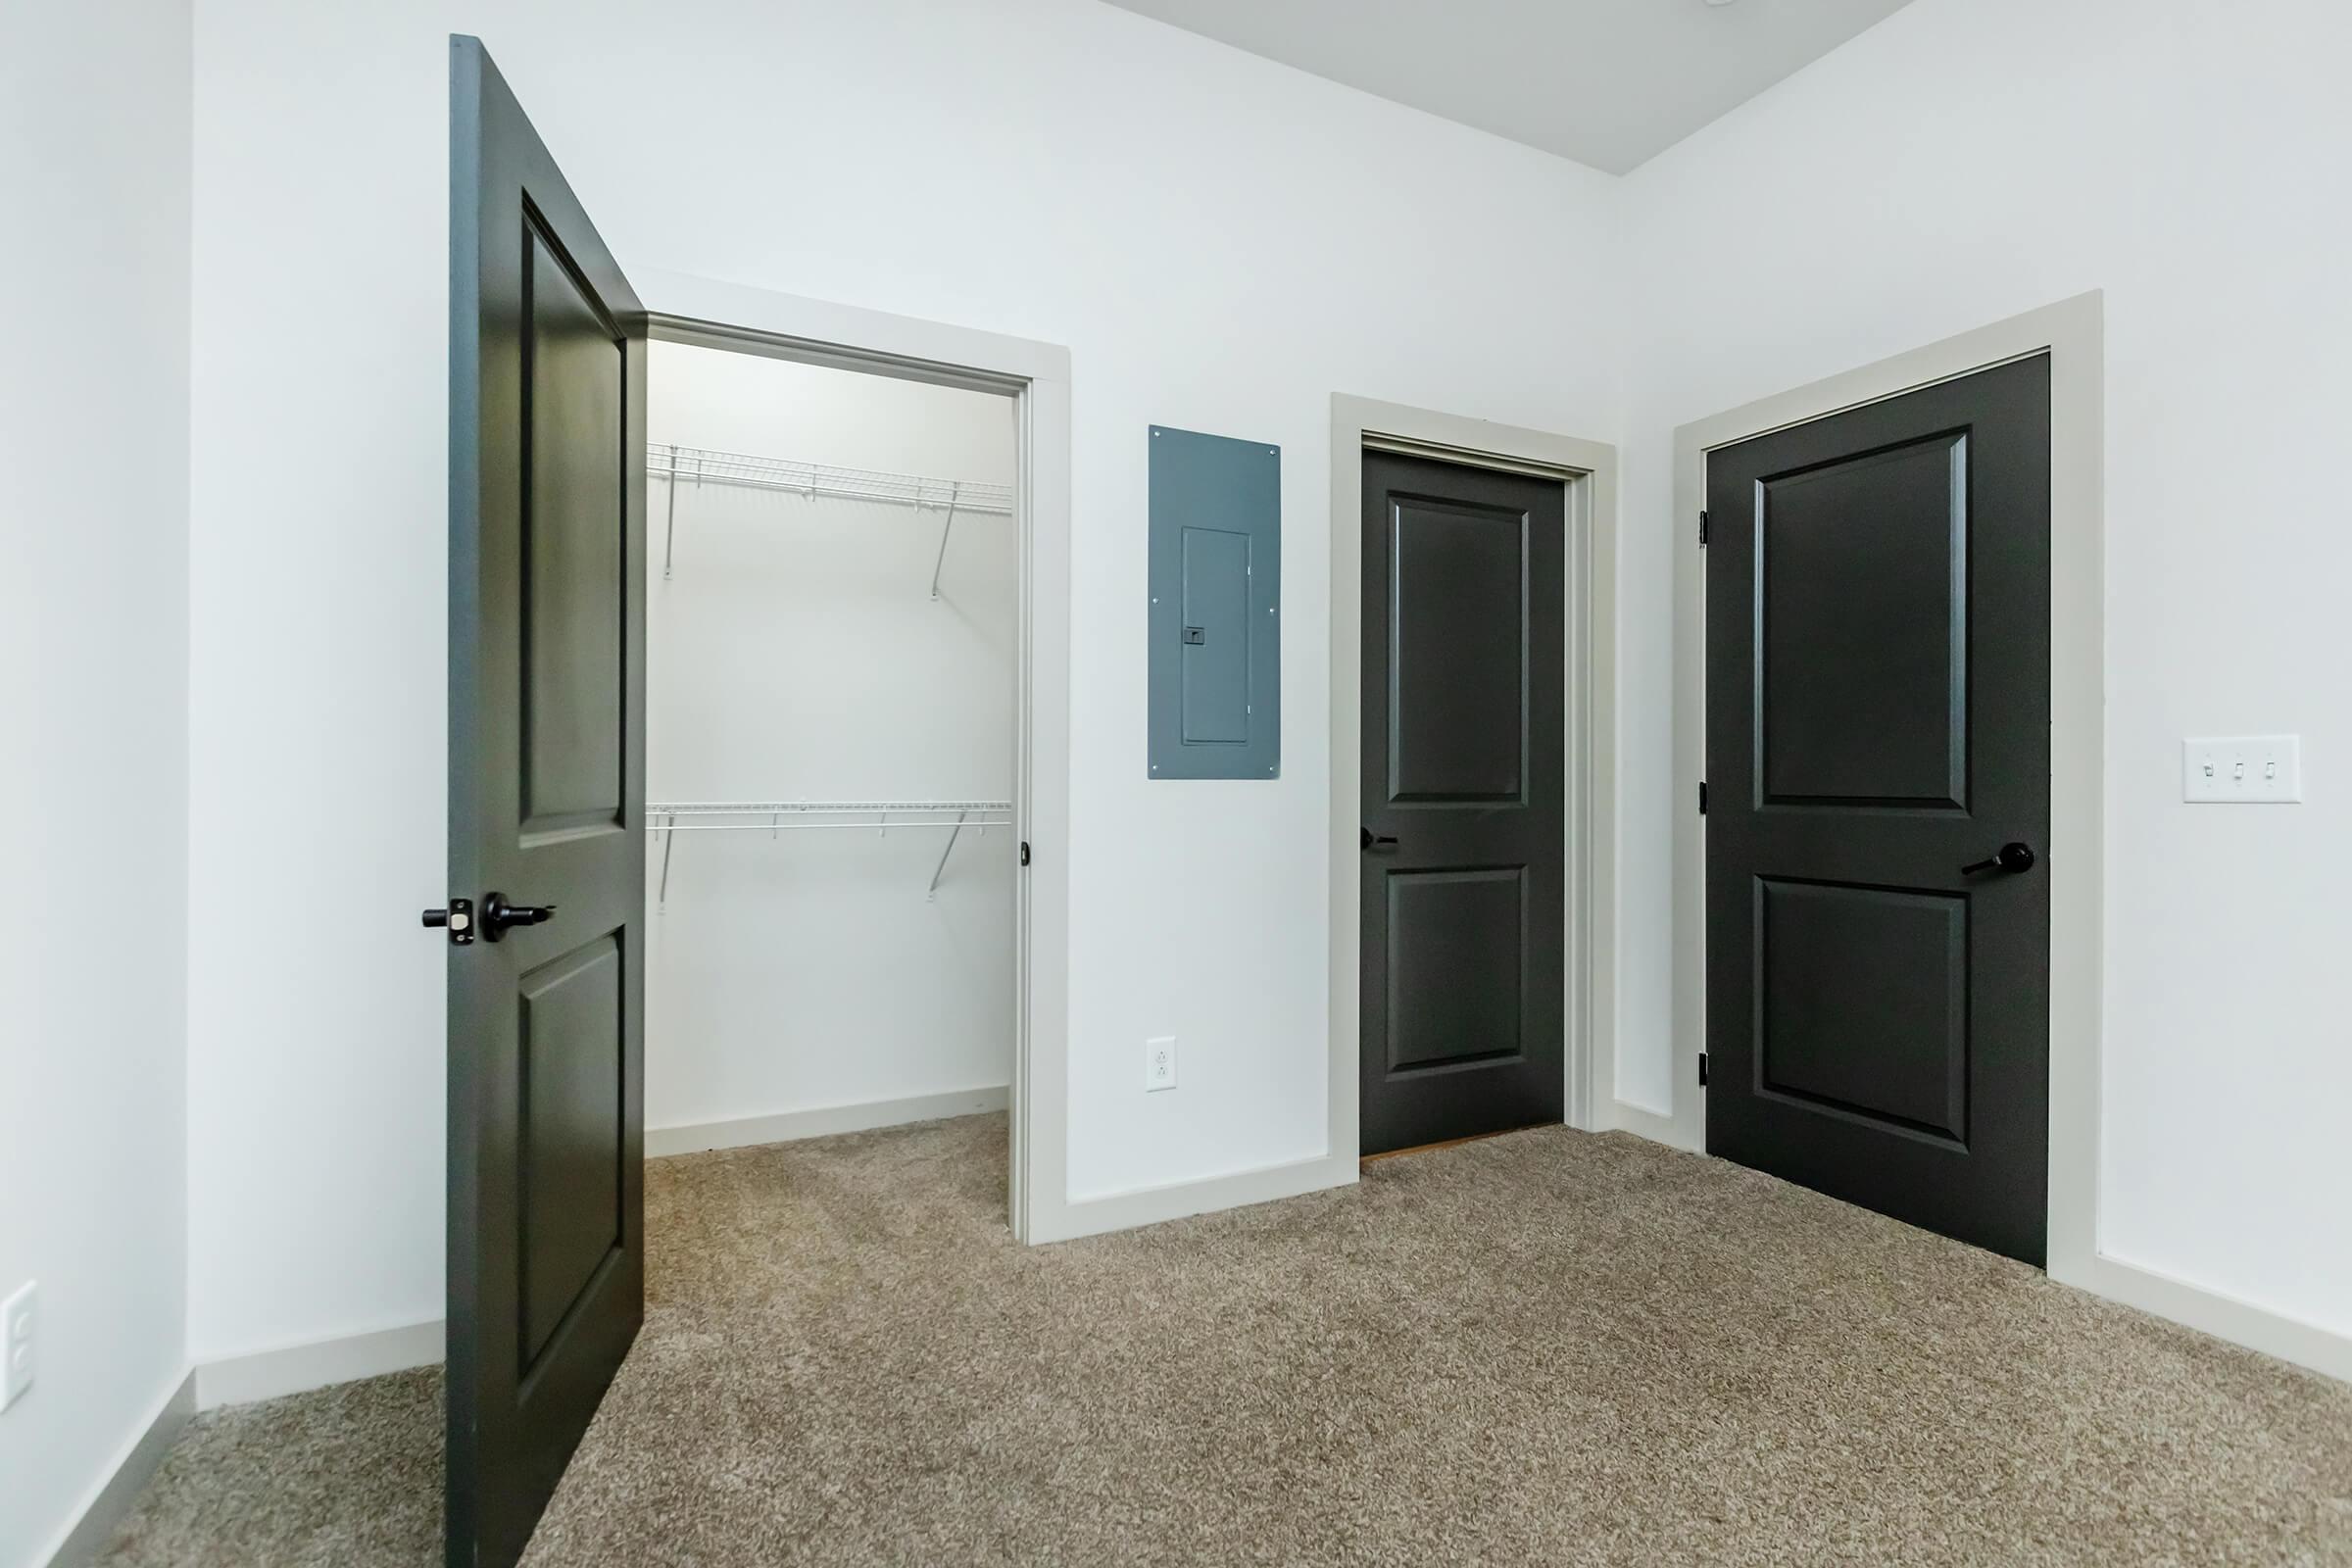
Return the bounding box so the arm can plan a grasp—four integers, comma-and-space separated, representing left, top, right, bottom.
1330, 395, 1622, 1152
636, 270, 1071, 1244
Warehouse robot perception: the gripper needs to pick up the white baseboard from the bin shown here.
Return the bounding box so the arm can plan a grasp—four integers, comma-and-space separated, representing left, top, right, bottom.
38, 1367, 194, 1568
1604, 1121, 2349, 1387
194, 1319, 444, 1410
1607, 1098, 1692, 1151
1036, 1152, 1359, 1245
2087, 1252, 2351, 1385
645, 1086, 1009, 1157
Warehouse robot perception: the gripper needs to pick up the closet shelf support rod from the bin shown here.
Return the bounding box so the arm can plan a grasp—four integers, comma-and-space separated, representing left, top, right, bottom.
928, 481, 960, 601
926, 811, 971, 901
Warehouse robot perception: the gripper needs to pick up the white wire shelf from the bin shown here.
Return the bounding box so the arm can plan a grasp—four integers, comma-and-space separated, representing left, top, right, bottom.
648, 800, 1014, 906
649, 445, 1013, 513
648, 442, 1012, 593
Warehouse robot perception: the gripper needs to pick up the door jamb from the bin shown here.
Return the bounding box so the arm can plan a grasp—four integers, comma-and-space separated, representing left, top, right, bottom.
633, 269, 1071, 1244
1329, 395, 1621, 1153
1667, 292, 2105, 1287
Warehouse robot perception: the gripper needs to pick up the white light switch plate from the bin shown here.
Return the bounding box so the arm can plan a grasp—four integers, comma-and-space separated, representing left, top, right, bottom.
1145, 1036, 1177, 1092
1, 1281, 35, 1411
2182, 736, 2301, 803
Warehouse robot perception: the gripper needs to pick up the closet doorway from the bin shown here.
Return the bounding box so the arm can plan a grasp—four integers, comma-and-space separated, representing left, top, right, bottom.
642, 339, 1020, 1167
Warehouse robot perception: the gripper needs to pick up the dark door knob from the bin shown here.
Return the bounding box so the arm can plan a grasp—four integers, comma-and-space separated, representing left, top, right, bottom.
1961, 842, 2036, 876
481, 891, 557, 941
1360, 827, 1398, 851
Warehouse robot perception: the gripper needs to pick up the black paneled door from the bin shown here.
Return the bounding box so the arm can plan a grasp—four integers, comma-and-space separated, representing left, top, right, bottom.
445, 36, 646, 1568
1360, 451, 1565, 1155
1705, 355, 2051, 1266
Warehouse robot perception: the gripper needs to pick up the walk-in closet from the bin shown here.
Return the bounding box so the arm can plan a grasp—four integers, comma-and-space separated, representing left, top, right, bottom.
643, 340, 1018, 1162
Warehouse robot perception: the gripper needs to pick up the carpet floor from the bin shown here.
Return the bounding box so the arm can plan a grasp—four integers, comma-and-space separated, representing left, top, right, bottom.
103, 1114, 2352, 1566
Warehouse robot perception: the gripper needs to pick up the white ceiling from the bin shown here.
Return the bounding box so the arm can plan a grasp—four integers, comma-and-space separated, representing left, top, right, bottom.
1098, 0, 1917, 174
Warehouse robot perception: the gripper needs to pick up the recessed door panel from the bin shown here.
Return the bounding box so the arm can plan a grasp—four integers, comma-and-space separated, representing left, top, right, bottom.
519, 935, 624, 1365
1707, 355, 2049, 1267
1755, 879, 1967, 1144
1758, 433, 1966, 809
1359, 452, 1563, 1154
1389, 498, 1527, 805
1386, 868, 1524, 1073
522, 223, 625, 833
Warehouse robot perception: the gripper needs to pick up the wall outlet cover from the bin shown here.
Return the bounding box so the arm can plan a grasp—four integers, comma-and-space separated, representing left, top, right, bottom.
1145, 1036, 1177, 1092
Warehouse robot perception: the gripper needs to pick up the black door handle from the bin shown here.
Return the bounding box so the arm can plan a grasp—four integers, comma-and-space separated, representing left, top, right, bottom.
1360, 827, 1398, 852
481, 891, 557, 940
1961, 842, 2035, 876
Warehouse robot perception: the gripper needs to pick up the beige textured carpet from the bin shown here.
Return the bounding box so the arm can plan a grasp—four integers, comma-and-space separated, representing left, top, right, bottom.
104, 1114, 2352, 1566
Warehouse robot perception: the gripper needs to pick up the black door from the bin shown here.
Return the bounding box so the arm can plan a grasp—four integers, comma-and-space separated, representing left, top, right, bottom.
1360, 451, 1565, 1154
445, 36, 646, 1568
1705, 355, 2050, 1266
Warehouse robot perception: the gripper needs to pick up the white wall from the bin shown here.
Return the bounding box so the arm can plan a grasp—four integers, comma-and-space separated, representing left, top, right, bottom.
1613, 0, 2352, 1336
646, 344, 1017, 1132
0, 2, 193, 1562
186, 0, 2347, 1374
184, 0, 1622, 1356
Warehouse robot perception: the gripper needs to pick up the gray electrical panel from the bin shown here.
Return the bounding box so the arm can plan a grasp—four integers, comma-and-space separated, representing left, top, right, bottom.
1148, 425, 1280, 779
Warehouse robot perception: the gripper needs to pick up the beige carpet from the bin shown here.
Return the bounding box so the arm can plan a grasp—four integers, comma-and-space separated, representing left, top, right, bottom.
104, 1114, 2352, 1566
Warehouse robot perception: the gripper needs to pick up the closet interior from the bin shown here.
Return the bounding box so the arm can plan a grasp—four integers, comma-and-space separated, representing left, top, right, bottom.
643, 340, 1018, 1163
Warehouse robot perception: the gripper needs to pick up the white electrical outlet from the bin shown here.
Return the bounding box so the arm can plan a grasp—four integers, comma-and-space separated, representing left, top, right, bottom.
1145, 1036, 1178, 1092
1, 1282, 35, 1412
2182, 736, 2302, 803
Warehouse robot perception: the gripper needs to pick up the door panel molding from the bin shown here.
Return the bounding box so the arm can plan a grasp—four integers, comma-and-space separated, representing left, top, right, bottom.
1669, 292, 2104, 1284
1330, 396, 1620, 1146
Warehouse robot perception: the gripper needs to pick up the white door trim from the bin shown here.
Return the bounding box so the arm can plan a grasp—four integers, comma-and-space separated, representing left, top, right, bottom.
1331, 395, 1622, 1152
635, 270, 1072, 1245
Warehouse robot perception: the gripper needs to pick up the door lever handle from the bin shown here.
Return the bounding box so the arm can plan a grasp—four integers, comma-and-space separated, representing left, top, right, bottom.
481, 891, 557, 941
1360, 827, 1398, 852
1960, 842, 2035, 876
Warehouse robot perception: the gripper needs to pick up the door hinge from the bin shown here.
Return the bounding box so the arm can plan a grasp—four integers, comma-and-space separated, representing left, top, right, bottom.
1698, 780, 1708, 815
1697, 509, 1710, 548
1019, 840, 1031, 867
1698, 1052, 1709, 1087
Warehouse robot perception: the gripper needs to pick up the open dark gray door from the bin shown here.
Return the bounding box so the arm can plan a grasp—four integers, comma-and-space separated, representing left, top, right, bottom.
1704, 355, 2050, 1266
441, 35, 645, 1568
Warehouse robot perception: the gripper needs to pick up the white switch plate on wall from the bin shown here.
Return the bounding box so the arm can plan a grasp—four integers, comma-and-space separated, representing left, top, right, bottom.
2182, 736, 2302, 803
1, 1281, 35, 1411
1145, 1036, 1177, 1092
